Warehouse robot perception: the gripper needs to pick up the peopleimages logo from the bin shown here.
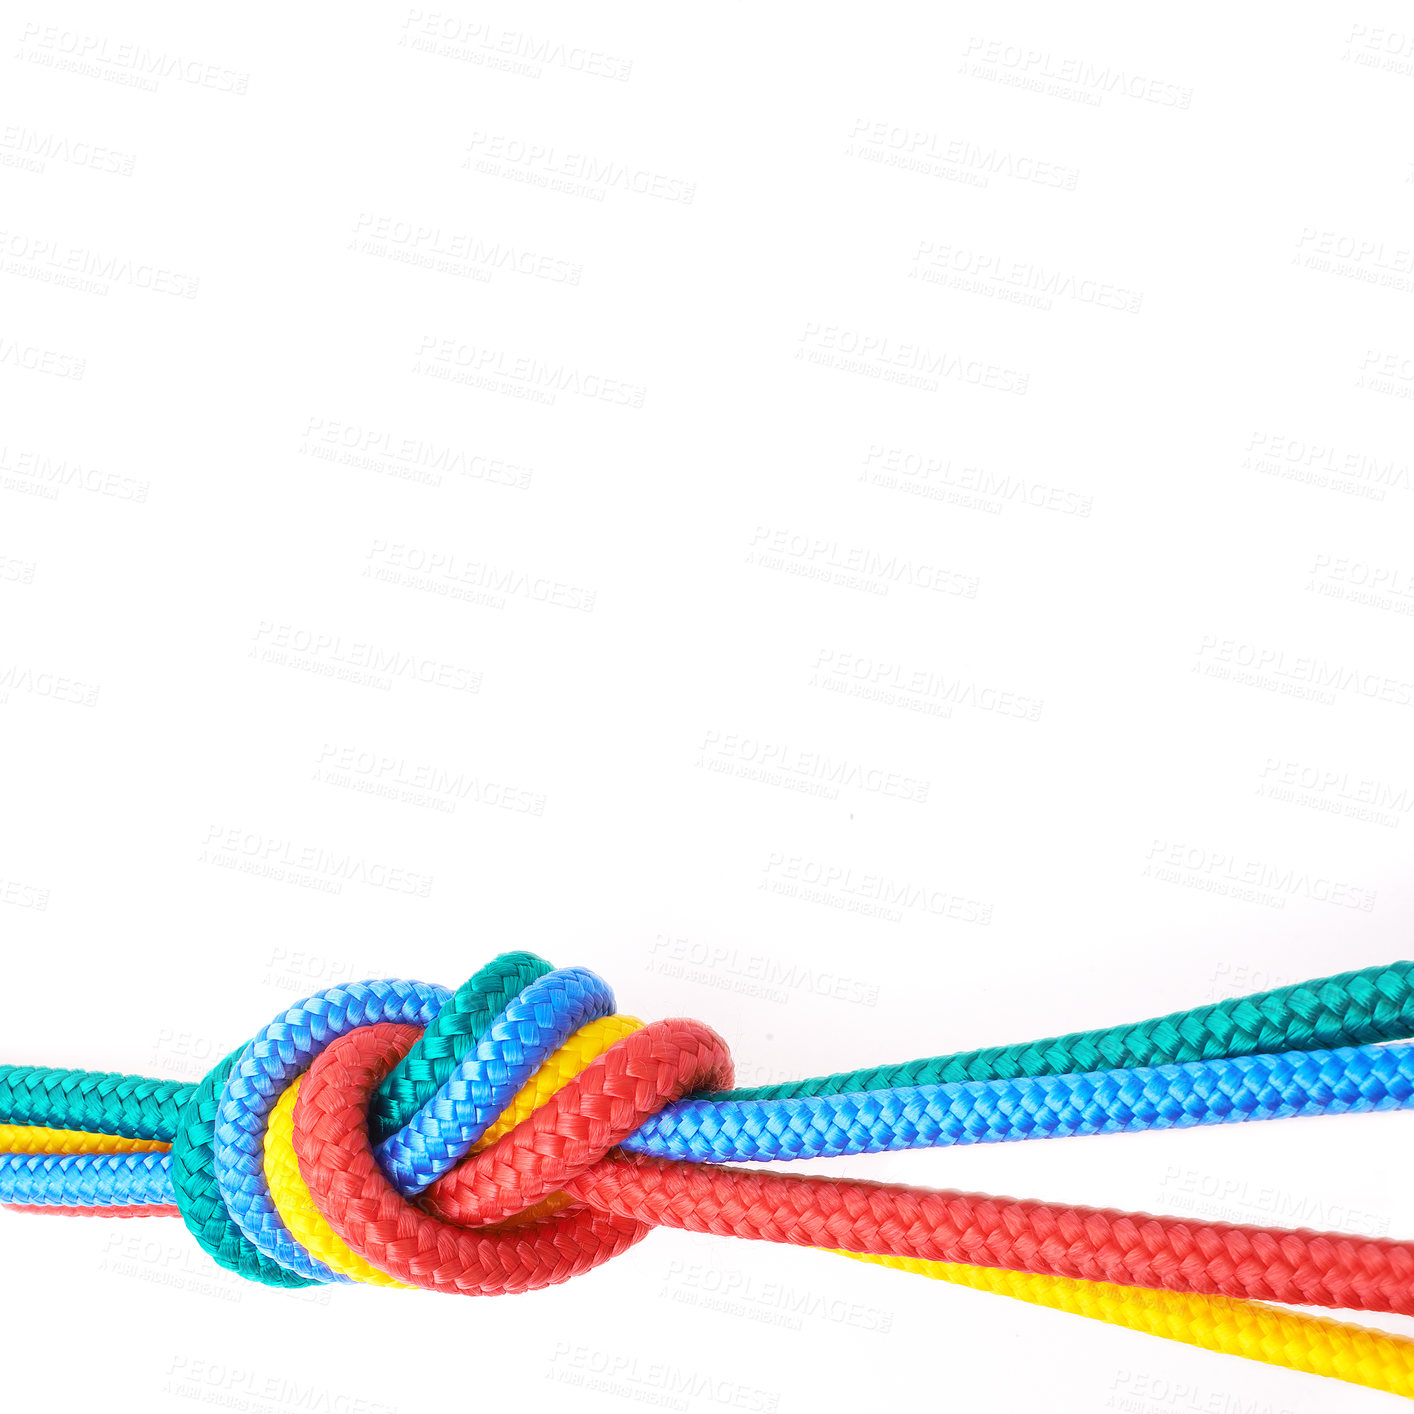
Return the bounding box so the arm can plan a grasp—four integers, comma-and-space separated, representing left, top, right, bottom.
961, 37, 1193, 107
662, 1258, 894, 1333
1144, 840, 1376, 912
648, 935, 880, 1007
698, 730, 931, 804
200, 826, 433, 897
1194, 635, 1414, 707
163, 1358, 395, 1413
762, 853, 993, 926
547, 1342, 779, 1412
0, 229, 199, 297
252, 621, 482, 691
748, 527, 980, 598
812, 648, 1042, 721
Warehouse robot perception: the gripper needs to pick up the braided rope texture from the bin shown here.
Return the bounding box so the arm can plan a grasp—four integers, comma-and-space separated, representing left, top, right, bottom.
7, 960, 1414, 1141
0, 1151, 173, 1207
4, 954, 1414, 1402
369, 951, 552, 1140
722, 960, 1414, 1098
213, 978, 446, 1282
0, 1065, 192, 1140
837, 1252, 1414, 1400
569, 1152, 1414, 1316
9, 1040, 1414, 1179
0, 1124, 167, 1155
625, 1040, 1414, 1160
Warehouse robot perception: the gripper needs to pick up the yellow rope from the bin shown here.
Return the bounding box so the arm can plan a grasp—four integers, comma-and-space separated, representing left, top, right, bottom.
832, 1251, 1414, 1399
472, 1015, 642, 1152
264, 1072, 410, 1287
0, 1124, 168, 1154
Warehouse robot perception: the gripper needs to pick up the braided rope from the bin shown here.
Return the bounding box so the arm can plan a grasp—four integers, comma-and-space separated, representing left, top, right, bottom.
9, 1040, 1414, 1178
722, 961, 1414, 1097
5, 954, 1414, 1401
0, 1151, 173, 1207
836, 1252, 1414, 1399
7, 1202, 179, 1218
264, 1076, 408, 1289
212, 979, 447, 1282
0, 1065, 192, 1140
369, 951, 552, 1140
625, 1040, 1414, 1160
259, 1013, 643, 1288
369, 967, 616, 1192
569, 1151, 1414, 1317
8, 961, 1414, 1140
0, 1124, 167, 1155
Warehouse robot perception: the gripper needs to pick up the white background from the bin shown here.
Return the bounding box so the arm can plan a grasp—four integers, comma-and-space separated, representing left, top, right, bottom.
3, 5, 1414, 1412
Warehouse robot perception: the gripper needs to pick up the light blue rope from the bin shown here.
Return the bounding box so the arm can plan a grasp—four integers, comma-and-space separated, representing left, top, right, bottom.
212, 979, 448, 1283
623, 1039, 1414, 1159
13, 1040, 1414, 1209
0, 1150, 173, 1207
372, 967, 615, 1193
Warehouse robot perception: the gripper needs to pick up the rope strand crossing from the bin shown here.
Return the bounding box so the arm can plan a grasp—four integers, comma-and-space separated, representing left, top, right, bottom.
2, 955, 1412, 1400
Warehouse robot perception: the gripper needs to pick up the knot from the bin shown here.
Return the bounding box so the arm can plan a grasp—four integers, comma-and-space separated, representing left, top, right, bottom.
169, 954, 731, 1293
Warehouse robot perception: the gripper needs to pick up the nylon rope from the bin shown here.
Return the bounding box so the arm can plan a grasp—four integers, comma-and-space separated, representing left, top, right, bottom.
4, 953, 1413, 1401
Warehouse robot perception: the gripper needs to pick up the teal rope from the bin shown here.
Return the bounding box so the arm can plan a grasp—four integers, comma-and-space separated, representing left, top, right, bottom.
5, 960, 1414, 1131
367, 950, 552, 1141
0, 1065, 193, 1142
168, 1050, 316, 1288
719, 962, 1414, 1098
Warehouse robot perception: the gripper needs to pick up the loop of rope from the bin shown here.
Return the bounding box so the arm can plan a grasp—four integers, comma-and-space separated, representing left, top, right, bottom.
4, 954, 1414, 1399
295, 1023, 654, 1294
212, 978, 447, 1282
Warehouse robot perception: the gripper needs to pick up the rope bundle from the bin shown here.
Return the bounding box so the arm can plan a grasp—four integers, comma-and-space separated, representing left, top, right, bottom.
5, 954, 1414, 1398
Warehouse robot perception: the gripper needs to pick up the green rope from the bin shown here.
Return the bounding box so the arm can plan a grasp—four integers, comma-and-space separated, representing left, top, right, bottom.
0, 1065, 193, 1142
720, 961, 1414, 1098
367, 950, 552, 1142
5, 959, 1414, 1130
168, 1050, 316, 1288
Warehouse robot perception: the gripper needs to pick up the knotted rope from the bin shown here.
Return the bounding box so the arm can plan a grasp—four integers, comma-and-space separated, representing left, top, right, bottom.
5, 955, 1414, 1399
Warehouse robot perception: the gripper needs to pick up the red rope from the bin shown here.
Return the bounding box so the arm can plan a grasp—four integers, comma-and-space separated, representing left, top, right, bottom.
293, 1022, 1414, 1314
3, 1204, 180, 1219
294, 1024, 648, 1295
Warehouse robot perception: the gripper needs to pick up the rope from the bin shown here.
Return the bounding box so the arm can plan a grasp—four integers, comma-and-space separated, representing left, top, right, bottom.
10, 1039, 1414, 1186
720, 960, 1414, 1097
3, 953, 1413, 1401
8, 960, 1414, 1141
259, 1013, 643, 1289
834, 1252, 1414, 1400
0, 1151, 173, 1207
568, 1151, 1414, 1317
0, 1124, 167, 1155
0, 1065, 192, 1140
621, 1040, 1414, 1160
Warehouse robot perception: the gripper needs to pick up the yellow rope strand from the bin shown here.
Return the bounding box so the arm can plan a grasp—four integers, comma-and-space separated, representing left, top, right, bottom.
0, 1124, 168, 1154
832, 1250, 1414, 1399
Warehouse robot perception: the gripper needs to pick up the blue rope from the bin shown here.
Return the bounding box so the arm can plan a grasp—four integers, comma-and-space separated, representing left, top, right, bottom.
12, 1040, 1414, 1208
213, 979, 448, 1283
372, 967, 615, 1193
0, 1151, 173, 1207
623, 1039, 1414, 1159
